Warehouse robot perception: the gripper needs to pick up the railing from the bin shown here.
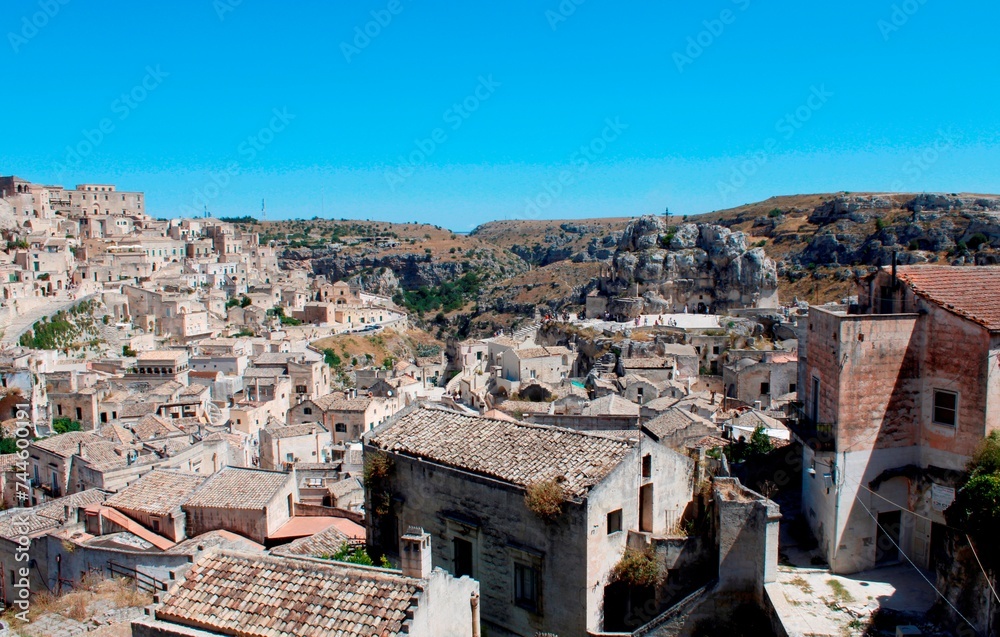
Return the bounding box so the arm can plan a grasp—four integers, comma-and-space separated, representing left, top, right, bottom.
107, 561, 166, 594
786, 402, 836, 452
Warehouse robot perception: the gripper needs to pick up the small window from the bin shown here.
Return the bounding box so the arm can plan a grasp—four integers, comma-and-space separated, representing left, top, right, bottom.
607, 509, 623, 534
303, 407, 312, 415
641, 454, 652, 478
933, 390, 957, 427
151, 519, 160, 532
514, 562, 540, 612
285, 453, 294, 462
789, 383, 796, 394
712, 346, 720, 355
335, 423, 347, 433
760, 382, 770, 395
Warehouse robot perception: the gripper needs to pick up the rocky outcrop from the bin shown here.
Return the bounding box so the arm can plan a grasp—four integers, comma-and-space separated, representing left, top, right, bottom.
278, 248, 527, 291
348, 267, 400, 296
606, 216, 779, 313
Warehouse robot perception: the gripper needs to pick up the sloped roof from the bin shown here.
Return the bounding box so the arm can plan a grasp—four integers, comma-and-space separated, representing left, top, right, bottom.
369, 405, 635, 498
154, 551, 422, 637
106, 470, 207, 516
183, 467, 290, 511
581, 394, 640, 417
894, 265, 1000, 331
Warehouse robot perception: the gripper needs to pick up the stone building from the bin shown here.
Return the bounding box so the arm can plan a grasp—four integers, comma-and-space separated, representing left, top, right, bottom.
105, 469, 207, 542
181, 466, 295, 545
287, 393, 395, 443
364, 404, 697, 636
722, 349, 797, 409
794, 265, 1000, 574
258, 422, 334, 470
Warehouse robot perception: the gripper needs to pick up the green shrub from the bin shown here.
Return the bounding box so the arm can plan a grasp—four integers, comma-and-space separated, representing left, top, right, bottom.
52, 418, 82, 434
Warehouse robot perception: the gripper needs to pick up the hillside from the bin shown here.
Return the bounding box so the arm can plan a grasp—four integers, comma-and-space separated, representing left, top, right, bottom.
249, 192, 1000, 337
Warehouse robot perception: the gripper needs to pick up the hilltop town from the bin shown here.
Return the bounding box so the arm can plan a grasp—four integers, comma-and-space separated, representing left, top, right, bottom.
0, 175, 995, 637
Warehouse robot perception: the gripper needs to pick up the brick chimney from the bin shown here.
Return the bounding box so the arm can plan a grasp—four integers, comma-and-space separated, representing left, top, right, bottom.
400, 526, 432, 579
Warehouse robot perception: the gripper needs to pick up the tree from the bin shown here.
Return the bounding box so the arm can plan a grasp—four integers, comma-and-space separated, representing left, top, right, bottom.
747, 425, 774, 457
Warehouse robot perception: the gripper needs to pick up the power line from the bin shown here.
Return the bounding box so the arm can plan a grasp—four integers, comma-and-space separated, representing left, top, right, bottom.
854, 493, 982, 636
812, 458, 1000, 609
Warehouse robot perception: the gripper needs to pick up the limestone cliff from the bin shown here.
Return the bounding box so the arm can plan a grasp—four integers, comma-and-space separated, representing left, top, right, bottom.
604, 216, 779, 315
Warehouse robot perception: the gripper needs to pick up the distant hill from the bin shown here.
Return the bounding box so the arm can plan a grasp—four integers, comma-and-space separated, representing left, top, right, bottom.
240, 192, 1000, 336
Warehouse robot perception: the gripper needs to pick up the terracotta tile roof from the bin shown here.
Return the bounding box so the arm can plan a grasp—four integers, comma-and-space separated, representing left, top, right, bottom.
131, 414, 182, 441
581, 394, 640, 417
894, 265, 1000, 330
263, 422, 329, 439
313, 395, 373, 412
106, 470, 207, 516
154, 551, 422, 636
183, 467, 291, 511
370, 405, 636, 498
0, 489, 108, 540
270, 522, 353, 558
31, 431, 103, 458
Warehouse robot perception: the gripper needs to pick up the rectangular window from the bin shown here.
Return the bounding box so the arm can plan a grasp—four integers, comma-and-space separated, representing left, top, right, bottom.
641, 454, 652, 478
789, 383, 796, 394
514, 562, 540, 612
453, 538, 473, 578
713, 346, 720, 355
607, 509, 623, 534
933, 390, 958, 427
335, 423, 347, 433
760, 382, 770, 395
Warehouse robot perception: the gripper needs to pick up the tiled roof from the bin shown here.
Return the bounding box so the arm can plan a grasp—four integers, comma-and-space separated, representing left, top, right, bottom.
270, 524, 351, 558
370, 405, 636, 498
581, 394, 640, 417
894, 265, 1000, 330
106, 470, 207, 516
131, 414, 182, 441
32, 431, 106, 458
644, 407, 719, 445
620, 356, 673, 369
314, 395, 373, 412
0, 490, 108, 540
154, 551, 422, 637
496, 400, 551, 415
264, 423, 329, 439
183, 467, 290, 510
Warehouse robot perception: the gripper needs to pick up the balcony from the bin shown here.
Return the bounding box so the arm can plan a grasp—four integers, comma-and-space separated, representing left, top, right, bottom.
786, 402, 836, 452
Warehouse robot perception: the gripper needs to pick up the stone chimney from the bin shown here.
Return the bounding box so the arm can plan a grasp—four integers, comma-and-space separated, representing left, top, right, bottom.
400, 526, 432, 579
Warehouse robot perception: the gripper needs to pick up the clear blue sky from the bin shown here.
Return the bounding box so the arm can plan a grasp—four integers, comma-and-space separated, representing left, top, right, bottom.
3, 0, 999, 230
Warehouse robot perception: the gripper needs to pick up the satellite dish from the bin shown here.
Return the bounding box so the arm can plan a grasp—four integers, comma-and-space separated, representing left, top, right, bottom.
387, 390, 393, 396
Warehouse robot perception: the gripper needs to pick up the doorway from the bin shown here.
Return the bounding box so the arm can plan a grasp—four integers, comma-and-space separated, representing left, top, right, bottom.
875, 510, 901, 564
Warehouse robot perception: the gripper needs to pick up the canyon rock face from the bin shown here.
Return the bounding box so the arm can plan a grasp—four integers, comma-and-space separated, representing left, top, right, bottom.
606, 216, 779, 315
279, 248, 527, 292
